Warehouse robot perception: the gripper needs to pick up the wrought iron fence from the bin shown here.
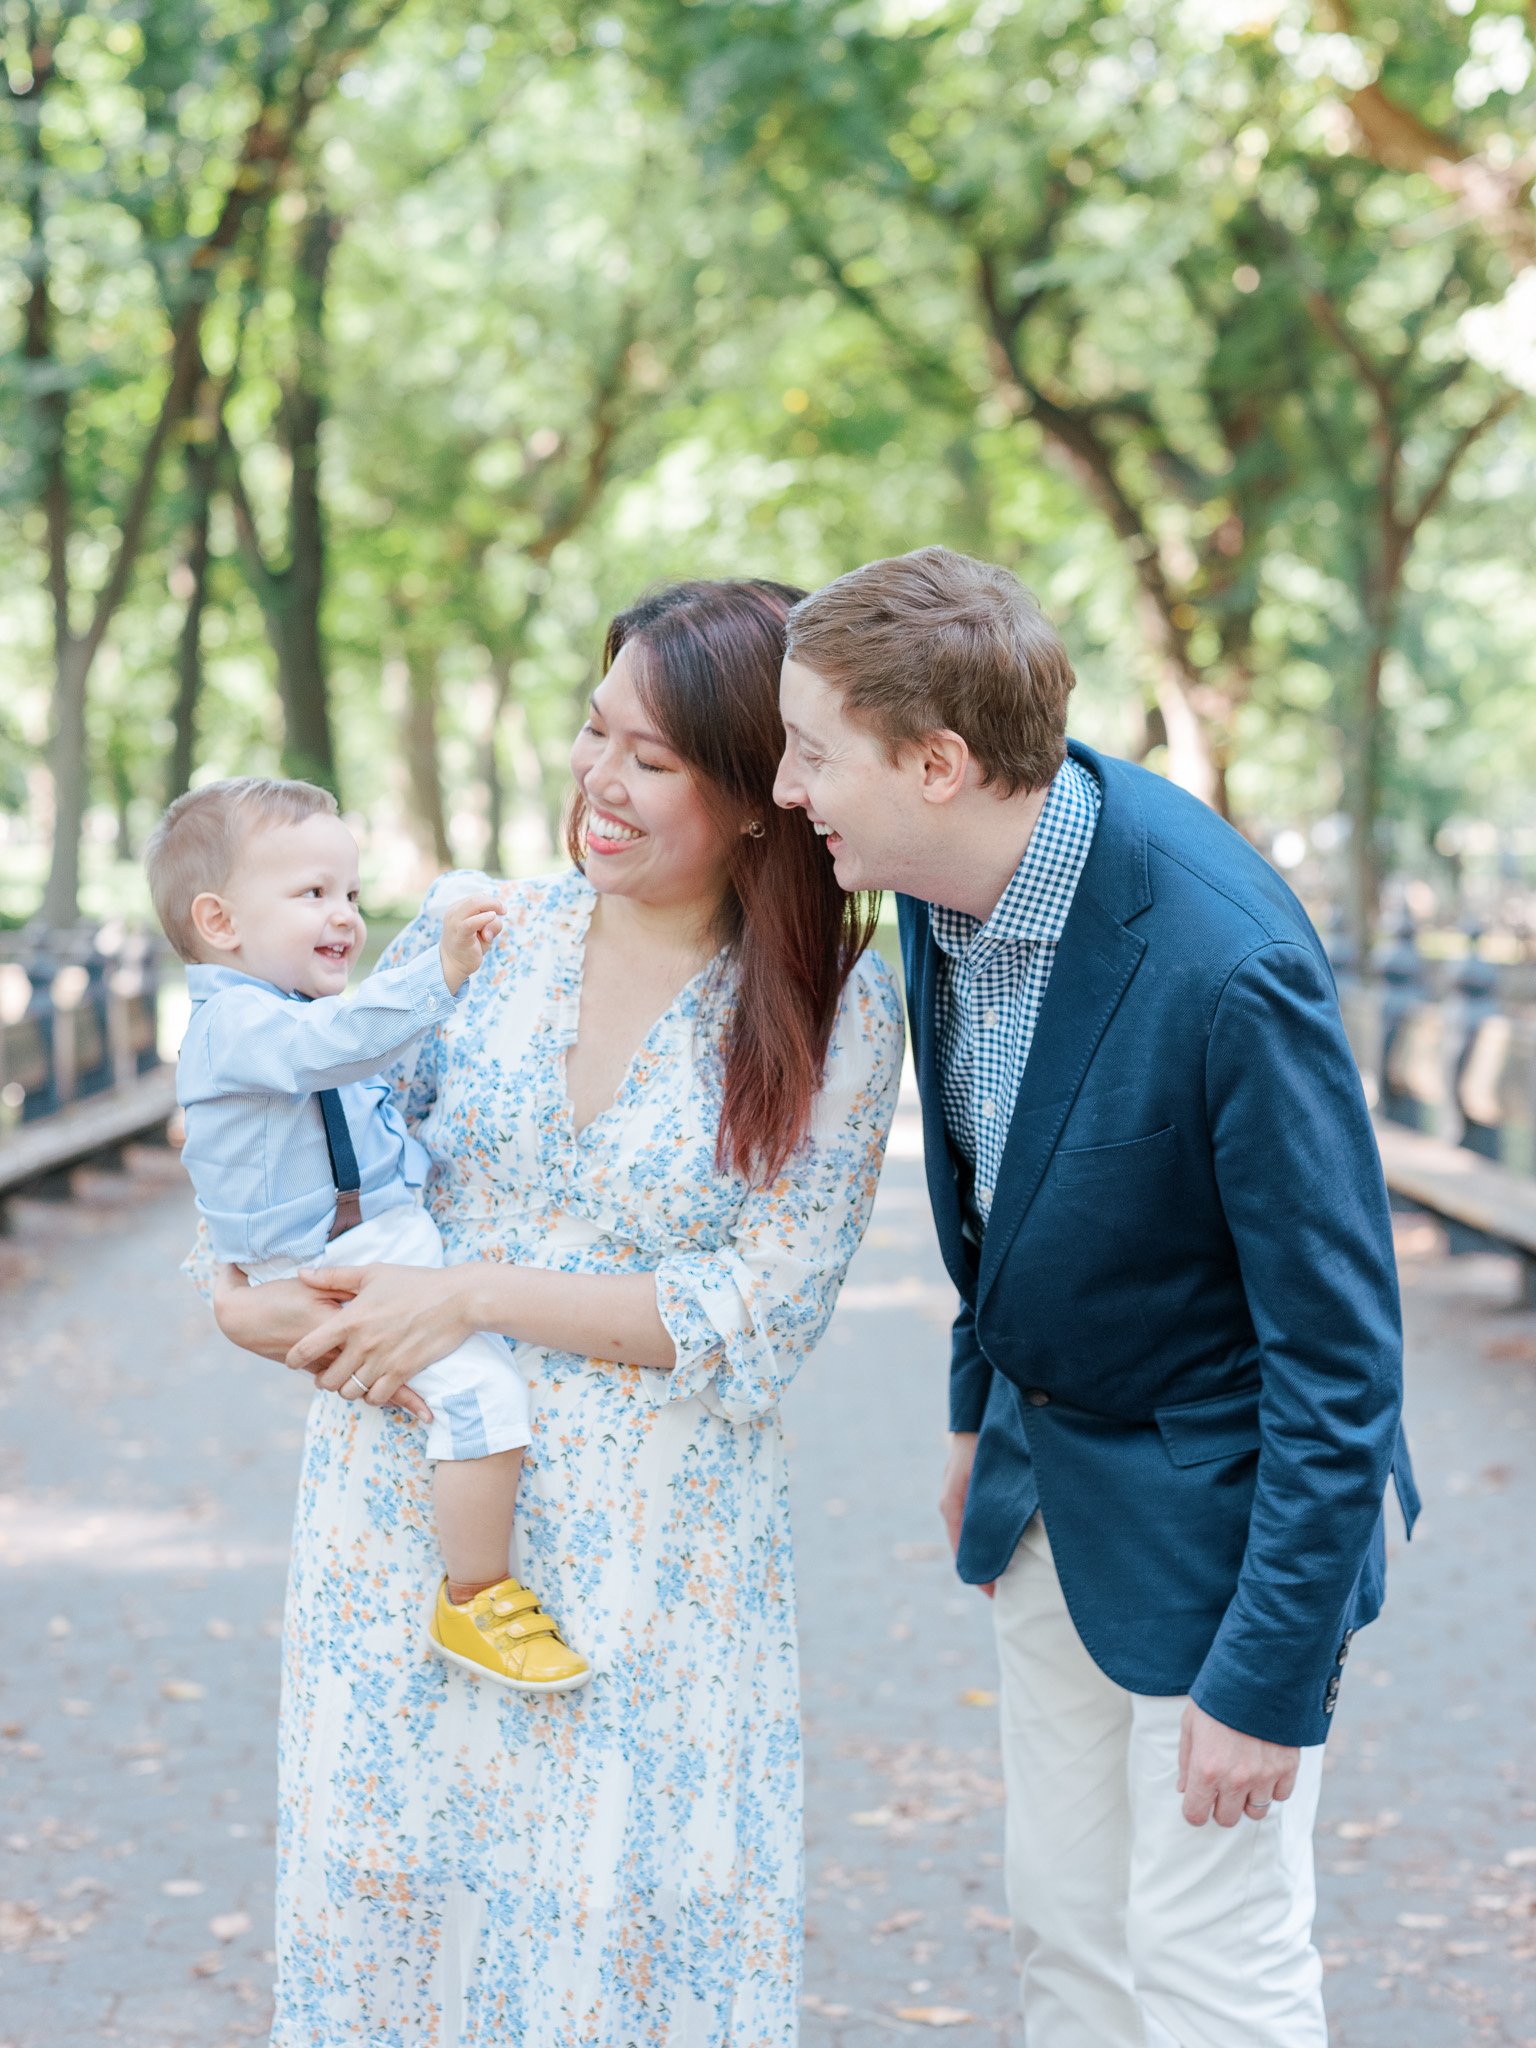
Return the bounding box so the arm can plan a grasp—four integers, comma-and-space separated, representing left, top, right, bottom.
1330, 914, 1536, 1178
0, 922, 165, 1131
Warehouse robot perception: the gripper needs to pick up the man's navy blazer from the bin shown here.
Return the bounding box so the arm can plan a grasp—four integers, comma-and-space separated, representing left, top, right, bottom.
897, 740, 1419, 1748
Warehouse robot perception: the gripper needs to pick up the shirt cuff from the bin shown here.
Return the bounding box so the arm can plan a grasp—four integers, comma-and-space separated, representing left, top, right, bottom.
400, 945, 463, 1023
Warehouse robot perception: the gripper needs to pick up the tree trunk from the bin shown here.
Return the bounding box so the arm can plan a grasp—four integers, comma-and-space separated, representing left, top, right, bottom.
1344, 637, 1387, 955
1154, 670, 1228, 817
41, 638, 90, 928
482, 647, 516, 873
402, 644, 453, 870
167, 438, 218, 803
275, 203, 338, 790
108, 733, 134, 861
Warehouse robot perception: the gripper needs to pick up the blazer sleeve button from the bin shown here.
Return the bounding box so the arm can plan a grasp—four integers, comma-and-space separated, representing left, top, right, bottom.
1025, 1388, 1051, 1407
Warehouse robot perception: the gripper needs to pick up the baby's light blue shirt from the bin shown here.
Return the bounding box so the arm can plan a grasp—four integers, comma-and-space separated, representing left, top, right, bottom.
177, 949, 462, 1266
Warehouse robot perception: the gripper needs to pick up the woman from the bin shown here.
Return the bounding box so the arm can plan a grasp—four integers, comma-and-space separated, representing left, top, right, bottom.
211, 579, 905, 2045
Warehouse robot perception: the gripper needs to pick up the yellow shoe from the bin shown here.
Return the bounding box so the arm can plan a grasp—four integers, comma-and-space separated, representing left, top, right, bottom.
428, 1577, 591, 1694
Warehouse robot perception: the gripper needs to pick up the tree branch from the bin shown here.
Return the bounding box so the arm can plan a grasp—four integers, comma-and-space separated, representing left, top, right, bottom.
1309, 0, 1536, 269
1401, 390, 1521, 543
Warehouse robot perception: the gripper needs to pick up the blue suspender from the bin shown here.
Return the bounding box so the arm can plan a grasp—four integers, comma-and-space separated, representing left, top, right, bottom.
317, 1088, 362, 1239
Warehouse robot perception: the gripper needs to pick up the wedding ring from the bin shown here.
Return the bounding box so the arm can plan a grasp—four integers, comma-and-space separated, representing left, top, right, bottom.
345, 1372, 368, 1396
1246, 1798, 1272, 1814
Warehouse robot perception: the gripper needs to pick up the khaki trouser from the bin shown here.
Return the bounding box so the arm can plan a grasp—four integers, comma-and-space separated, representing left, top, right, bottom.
993, 1514, 1329, 2048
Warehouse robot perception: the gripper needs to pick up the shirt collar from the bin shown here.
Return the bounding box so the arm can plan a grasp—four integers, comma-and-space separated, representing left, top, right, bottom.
186, 963, 300, 1004
930, 756, 1100, 960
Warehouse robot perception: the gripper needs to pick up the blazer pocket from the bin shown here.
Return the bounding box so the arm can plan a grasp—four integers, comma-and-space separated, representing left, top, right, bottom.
1155, 1387, 1263, 1468
1054, 1124, 1177, 1184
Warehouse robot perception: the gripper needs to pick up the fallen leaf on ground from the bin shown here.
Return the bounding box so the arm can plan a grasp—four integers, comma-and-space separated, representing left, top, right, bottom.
1396, 1912, 1447, 1930
1505, 1847, 1536, 1869
162, 1879, 205, 1898
1335, 1811, 1399, 1842
851, 1806, 894, 1828
192, 1952, 224, 1978
210, 1911, 251, 1941
895, 2008, 977, 2028
958, 1689, 997, 1708
875, 1908, 924, 1935
966, 1905, 1012, 1932
161, 1679, 206, 1702
1484, 1336, 1536, 1363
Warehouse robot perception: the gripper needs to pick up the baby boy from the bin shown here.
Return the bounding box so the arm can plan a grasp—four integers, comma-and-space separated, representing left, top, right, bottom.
146, 775, 588, 1693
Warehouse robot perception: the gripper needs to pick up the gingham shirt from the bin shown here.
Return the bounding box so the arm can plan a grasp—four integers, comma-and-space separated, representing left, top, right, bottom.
930, 756, 1102, 1221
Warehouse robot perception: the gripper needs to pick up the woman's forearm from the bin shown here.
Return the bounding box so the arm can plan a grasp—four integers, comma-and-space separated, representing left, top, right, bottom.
457, 1263, 676, 1372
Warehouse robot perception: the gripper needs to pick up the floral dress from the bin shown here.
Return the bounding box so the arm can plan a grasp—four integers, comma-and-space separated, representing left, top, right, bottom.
269, 869, 903, 2048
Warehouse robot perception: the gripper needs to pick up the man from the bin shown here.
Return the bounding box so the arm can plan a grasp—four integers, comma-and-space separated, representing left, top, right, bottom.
773, 547, 1418, 2047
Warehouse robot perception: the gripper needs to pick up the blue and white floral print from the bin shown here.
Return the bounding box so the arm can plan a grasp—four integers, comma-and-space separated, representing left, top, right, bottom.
269, 869, 904, 2047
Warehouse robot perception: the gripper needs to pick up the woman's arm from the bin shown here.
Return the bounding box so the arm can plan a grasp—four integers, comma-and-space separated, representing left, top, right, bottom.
285, 1261, 673, 1410
217, 1264, 434, 1417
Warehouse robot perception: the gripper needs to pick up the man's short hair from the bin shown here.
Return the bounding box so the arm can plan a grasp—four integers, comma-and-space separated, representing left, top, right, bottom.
785, 546, 1075, 796
144, 777, 337, 962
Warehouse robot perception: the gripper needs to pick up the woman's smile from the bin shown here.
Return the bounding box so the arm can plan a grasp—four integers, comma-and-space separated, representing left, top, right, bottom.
586, 806, 647, 856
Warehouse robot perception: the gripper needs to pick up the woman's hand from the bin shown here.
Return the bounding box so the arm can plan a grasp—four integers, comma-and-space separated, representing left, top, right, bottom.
214, 1264, 432, 1420
287, 1263, 477, 1414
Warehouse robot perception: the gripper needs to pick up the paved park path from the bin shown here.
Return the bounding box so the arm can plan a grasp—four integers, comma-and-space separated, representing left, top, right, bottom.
2, 1096, 1534, 2046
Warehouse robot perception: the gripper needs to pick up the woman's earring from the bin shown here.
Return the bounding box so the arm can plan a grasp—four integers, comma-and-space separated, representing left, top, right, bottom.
745, 819, 767, 839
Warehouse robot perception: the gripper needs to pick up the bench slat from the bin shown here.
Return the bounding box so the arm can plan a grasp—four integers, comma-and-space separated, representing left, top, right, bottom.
1373, 1115, 1536, 1255
0, 1068, 179, 1195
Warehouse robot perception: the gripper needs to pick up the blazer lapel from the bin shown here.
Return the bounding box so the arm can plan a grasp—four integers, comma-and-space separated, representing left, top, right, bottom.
977, 901, 1145, 1302
976, 744, 1152, 1304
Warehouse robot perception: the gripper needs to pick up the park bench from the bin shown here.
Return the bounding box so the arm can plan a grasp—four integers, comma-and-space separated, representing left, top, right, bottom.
0, 1064, 179, 1228
1373, 1114, 1536, 1309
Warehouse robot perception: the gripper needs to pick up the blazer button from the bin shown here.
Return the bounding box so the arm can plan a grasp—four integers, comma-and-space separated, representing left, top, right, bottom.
1025, 1388, 1051, 1407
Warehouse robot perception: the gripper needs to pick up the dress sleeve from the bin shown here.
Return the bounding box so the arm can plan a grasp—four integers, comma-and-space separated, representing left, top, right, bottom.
373, 870, 496, 1132
182, 1216, 217, 1302
650, 953, 906, 1423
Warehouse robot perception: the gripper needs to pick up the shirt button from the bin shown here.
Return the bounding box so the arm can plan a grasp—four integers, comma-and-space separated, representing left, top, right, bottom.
980, 1100, 996, 1120
983, 1009, 999, 1028
977, 1186, 993, 1206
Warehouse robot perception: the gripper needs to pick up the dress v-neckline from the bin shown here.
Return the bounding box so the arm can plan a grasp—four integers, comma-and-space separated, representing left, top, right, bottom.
557, 878, 725, 1143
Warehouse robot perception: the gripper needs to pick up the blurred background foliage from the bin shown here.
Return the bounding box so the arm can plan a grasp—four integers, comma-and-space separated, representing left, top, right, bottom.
2, 0, 1533, 940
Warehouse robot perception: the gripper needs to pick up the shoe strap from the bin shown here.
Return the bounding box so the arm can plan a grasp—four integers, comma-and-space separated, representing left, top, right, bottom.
485, 1607, 561, 1645
483, 1582, 539, 1617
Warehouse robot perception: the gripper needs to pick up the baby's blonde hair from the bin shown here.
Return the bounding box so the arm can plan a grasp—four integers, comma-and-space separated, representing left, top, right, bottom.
144, 777, 338, 962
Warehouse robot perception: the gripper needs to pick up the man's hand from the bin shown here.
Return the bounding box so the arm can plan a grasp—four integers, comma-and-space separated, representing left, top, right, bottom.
438, 897, 503, 995
1178, 1700, 1299, 1828
939, 1431, 995, 1599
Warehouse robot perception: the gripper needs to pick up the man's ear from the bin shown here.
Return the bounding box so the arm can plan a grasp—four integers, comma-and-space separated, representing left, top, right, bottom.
916, 729, 972, 807
188, 890, 241, 956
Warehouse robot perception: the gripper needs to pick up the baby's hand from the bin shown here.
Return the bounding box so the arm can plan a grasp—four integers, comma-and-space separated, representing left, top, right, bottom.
439, 896, 503, 994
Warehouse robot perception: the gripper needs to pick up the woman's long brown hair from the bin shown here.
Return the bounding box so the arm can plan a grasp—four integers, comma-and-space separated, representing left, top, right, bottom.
567, 579, 879, 1185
